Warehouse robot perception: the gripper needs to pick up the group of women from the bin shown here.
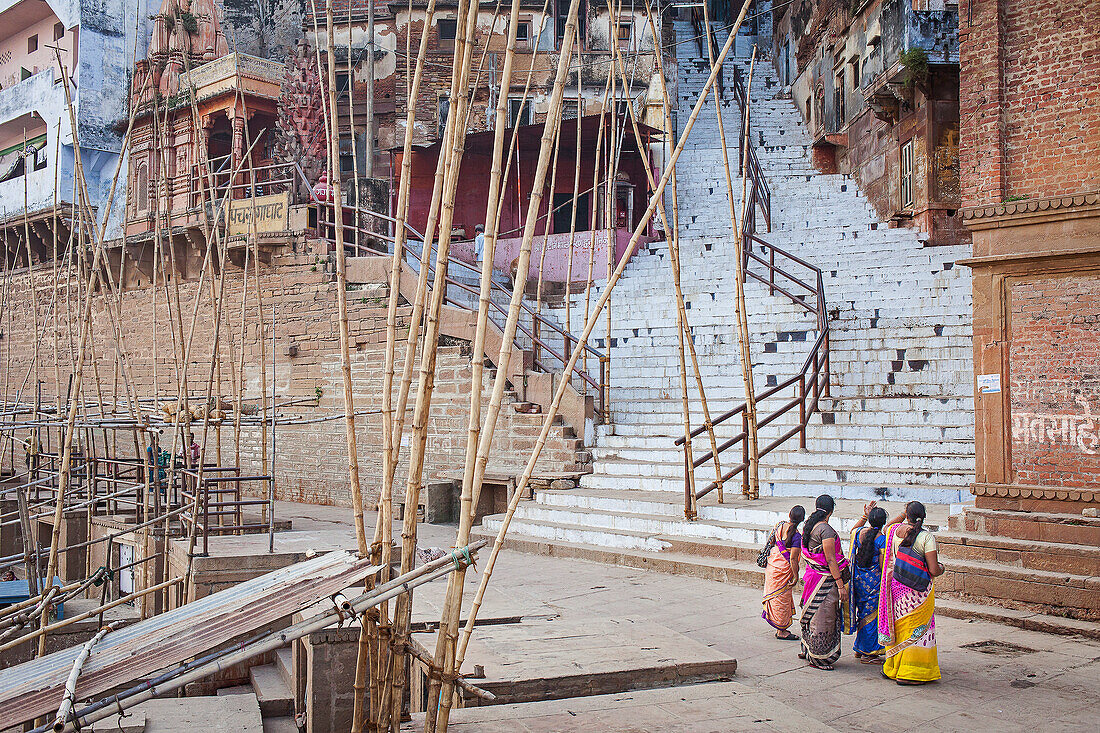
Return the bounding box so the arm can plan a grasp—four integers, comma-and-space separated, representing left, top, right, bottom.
761, 494, 943, 684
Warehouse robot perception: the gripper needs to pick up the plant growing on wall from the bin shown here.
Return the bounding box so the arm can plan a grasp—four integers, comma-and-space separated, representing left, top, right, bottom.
178, 12, 199, 35
899, 48, 929, 89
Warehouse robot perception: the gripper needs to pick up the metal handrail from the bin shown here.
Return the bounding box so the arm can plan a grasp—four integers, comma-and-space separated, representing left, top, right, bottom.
408, 240, 610, 418
678, 37, 830, 514
297, 157, 611, 421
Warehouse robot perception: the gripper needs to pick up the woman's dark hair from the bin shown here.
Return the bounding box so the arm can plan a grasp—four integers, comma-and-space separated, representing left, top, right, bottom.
802, 494, 835, 540
900, 501, 927, 548
785, 505, 806, 547
855, 507, 888, 567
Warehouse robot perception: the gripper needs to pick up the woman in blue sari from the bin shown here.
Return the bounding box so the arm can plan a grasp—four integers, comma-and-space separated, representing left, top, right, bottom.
846, 503, 888, 662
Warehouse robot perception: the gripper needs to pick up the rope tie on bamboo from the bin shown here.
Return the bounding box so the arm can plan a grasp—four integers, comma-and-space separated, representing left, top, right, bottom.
450, 546, 473, 572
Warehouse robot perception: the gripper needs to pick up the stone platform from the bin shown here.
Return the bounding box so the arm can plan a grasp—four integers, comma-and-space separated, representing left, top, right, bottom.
167, 527, 360, 601
410, 617, 738, 710
404, 681, 838, 732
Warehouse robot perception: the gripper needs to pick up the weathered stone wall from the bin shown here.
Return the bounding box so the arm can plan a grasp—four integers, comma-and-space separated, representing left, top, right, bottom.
0, 249, 582, 507
1008, 272, 1100, 489
771, 0, 965, 245
959, 0, 1100, 207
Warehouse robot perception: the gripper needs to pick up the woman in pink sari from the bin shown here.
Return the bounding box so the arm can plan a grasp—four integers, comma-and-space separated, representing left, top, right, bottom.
798, 494, 850, 670
762, 505, 805, 640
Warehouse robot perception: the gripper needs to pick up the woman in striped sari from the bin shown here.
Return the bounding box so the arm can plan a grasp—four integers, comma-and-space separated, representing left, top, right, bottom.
762, 505, 805, 640
846, 503, 888, 662
798, 494, 850, 670
878, 501, 943, 684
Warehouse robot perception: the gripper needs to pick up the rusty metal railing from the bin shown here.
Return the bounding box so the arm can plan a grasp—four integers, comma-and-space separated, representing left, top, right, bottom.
403, 239, 610, 421
298, 159, 610, 423
675, 44, 829, 514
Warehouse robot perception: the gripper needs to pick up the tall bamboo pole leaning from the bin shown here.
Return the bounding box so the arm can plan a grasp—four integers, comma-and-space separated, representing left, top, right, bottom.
36, 57, 153, 630
732, 48, 759, 499
37, 55, 136, 658
422, 0, 546, 720
429, 3, 581, 730
700, 4, 755, 499
606, 0, 708, 515
324, 0, 368, 559
357, 0, 443, 728
454, 2, 755, 670
386, 0, 481, 725
638, 0, 723, 507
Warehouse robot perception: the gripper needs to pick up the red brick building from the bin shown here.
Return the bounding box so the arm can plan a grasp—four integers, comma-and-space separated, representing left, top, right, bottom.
953, 0, 1100, 619
771, 0, 967, 246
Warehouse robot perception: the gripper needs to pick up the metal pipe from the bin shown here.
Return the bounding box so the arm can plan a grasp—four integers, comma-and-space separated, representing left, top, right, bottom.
38, 542, 485, 733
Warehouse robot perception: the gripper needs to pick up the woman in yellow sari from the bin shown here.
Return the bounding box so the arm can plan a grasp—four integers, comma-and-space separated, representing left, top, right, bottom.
762, 505, 805, 640
878, 501, 944, 684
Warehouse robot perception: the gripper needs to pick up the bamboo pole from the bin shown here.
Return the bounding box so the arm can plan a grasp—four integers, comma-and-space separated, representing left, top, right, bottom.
607, 0, 702, 516
534, 123, 562, 313
358, 0, 443, 727
580, 71, 613, 381
428, 3, 581, 729
320, 3, 374, 729
454, 5, 753, 669
52, 622, 118, 732
324, 0, 368, 559
733, 48, 759, 499
563, 82, 583, 336
37, 55, 146, 658
699, 6, 750, 500
639, 0, 722, 510
386, 0, 489, 725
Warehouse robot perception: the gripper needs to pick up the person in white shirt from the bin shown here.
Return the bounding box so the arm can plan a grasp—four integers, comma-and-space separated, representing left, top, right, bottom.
474, 224, 485, 262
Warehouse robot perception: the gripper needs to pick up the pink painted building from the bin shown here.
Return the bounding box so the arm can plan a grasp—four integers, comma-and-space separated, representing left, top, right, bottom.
392, 115, 661, 284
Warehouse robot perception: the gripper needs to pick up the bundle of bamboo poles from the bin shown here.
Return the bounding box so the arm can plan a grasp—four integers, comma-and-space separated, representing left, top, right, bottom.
0, 1, 765, 729
324, 1, 764, 731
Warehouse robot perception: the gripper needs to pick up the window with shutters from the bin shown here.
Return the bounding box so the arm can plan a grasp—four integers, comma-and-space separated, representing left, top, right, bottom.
900, 139, 914, 209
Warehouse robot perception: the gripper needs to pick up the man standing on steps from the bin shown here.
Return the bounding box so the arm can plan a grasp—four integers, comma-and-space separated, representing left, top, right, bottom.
474, 224, 485, 263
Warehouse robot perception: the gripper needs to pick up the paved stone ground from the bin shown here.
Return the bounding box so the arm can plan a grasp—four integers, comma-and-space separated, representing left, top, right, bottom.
409, 682, 841, 732
280, 501, 1100, 732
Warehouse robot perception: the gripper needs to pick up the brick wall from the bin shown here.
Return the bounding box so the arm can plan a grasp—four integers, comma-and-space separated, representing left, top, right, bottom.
0, 251, 583, 506
1009, 272, 1100, 488
960, 0, 1100, 207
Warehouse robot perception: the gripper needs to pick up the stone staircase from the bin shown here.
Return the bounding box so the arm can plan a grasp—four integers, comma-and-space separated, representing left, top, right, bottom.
218, 647, 297, 733
468, 23, 1100, 631
938, 505, 1100, 624
480, 19, 972, 535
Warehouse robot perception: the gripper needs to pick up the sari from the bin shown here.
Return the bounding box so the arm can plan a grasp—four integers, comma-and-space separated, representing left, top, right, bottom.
762, 522, 801, 631
845, 527, 886, 658
877, 522, 941, 683
799, 522, 849, 667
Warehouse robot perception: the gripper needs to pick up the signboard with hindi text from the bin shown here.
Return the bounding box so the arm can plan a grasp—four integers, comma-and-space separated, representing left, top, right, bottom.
227, 193, 290, 235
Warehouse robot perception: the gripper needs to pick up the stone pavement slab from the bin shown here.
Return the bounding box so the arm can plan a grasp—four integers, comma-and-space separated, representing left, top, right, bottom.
405, 681, 839, 732
89, 693, 264, 732
414, 616, 737, 704
272, 502, 1100, 732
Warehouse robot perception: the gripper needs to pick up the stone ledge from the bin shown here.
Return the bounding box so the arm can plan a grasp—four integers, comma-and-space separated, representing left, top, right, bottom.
972, 482, 1100, 503
936, 597, 1100, 640
961, 190, 1100, 229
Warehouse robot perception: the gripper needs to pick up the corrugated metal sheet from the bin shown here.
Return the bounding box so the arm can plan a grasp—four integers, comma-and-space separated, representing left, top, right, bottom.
0, 551, 379, 728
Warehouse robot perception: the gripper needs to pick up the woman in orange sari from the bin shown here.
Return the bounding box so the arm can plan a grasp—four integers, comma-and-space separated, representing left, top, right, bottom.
762, 505, 805, 640
878, 501, 944, 684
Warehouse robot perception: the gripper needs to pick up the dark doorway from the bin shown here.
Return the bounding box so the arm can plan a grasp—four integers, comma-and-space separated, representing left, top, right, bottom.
553, 191, 589, 234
